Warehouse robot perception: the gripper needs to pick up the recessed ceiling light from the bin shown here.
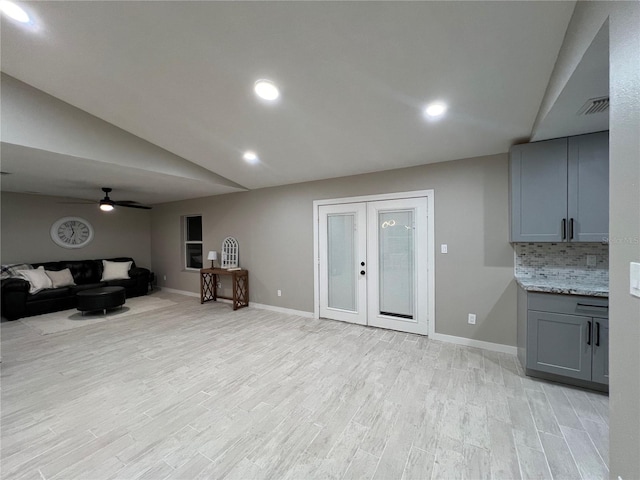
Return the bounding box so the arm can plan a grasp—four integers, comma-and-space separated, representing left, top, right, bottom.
0, 0, 30, 23
243, 151, 259, 164
254, 79, 280, 101
424, 102, 448, 118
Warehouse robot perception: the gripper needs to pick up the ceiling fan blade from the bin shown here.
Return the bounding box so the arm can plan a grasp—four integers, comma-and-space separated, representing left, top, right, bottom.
56, 200, 97, 204
114, 201, 152, 210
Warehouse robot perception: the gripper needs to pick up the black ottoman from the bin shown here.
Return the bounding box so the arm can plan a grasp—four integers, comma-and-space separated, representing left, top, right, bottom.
77, 286, 126, 314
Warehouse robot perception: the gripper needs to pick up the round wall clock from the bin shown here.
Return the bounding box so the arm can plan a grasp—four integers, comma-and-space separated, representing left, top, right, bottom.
50, 217, 94, 249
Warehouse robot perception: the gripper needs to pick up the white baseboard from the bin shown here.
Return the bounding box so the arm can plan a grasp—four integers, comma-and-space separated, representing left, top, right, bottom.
429, 332, 517, 355
159, 288, 514, 354
158, 287, 199, 298
249, 302, 314, 318
158, 288, 313, 318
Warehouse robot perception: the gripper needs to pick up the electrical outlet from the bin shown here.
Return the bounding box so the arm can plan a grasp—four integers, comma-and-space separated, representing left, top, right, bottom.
441, 244, 448, 254
586, 255, 597, 267
468, 313, 476, 325
217, 282, 222, 288
277, 290, 282, 297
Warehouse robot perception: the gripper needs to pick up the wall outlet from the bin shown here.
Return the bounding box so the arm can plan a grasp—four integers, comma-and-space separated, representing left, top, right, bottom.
277, 289, 282, 297
586, 254, 597, 267
217, 282, 222, 288
468, 313, 476, 325
441, 244, 448, 254
163, 275, 166, 281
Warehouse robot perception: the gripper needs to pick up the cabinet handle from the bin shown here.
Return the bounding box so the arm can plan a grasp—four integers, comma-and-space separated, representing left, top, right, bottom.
596, 322, 600, 347
562, 219, 567, 240
587, 321, 592, 346
570, 218, 574, 240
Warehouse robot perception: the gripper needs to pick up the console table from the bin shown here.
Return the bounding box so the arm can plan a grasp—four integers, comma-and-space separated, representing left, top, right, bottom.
200, 268, 249, 310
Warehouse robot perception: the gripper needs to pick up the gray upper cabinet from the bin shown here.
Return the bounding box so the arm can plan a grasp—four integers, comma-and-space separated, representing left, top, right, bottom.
568, 131, 609, 242
510, 138, 568, 242
510, 132, 609, 242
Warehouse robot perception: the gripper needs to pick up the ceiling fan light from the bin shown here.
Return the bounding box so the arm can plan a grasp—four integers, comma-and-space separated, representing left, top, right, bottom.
99, 200, 115, 211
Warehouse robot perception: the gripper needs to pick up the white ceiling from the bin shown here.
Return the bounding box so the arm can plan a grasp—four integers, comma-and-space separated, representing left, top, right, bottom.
0, 1, 579, 203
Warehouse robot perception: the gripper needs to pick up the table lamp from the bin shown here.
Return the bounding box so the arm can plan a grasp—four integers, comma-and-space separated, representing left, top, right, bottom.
207, 251, 218, 268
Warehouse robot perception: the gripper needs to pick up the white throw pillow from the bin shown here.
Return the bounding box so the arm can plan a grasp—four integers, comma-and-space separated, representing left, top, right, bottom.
101, 260, 132, 281
17, 266, 53, 294
45, 268, 76, 288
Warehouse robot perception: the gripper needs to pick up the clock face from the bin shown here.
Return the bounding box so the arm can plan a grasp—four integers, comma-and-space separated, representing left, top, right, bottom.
50, 217, 94, 249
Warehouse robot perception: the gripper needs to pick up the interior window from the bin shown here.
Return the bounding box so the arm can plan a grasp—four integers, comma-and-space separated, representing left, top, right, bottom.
184, 215, 203, 269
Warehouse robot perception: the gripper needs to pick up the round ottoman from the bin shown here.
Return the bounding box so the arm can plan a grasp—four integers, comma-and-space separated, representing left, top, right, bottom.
76, 286, 126, 314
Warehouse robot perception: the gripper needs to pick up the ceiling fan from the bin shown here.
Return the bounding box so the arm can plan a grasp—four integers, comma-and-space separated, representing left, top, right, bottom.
98, 188, 151, 211
57, 188, 152, 211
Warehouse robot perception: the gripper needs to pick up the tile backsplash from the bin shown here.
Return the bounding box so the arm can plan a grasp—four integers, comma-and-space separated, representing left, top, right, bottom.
514, 243, 609, 285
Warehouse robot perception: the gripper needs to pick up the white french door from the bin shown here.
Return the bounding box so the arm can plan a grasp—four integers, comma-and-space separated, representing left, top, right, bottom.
318, 196, 429, 335
319, 203, 367, 325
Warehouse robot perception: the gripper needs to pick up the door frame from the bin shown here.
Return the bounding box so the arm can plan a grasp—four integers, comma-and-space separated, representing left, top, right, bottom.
313, 190, 435, 337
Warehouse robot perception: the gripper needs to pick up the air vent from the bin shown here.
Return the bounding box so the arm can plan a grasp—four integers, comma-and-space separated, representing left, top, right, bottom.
577, 96, 609, 115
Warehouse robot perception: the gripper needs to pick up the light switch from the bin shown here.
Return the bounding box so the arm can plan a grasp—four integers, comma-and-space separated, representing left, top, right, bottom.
631, 262, 640, 298
586, 255, 597, 267
441, 244, 448, 254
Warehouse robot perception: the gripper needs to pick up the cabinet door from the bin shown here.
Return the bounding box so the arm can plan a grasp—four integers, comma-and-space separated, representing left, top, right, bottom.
510, 138, 568, 242
527, 310, 592, 381
591, 318, 609, 385
568, 132, 609, 242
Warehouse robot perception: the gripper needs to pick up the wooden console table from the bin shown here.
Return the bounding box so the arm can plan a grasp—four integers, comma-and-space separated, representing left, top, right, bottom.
200, 268, 249, 310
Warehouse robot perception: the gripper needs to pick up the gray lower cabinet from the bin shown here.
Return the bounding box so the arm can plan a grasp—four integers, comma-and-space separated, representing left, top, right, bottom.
527, 310, 593, 381
517, 287, 609, 389
510, 131, 609, 242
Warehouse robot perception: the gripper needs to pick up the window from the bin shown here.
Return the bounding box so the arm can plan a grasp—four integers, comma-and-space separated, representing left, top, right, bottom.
184, 215, 203, 270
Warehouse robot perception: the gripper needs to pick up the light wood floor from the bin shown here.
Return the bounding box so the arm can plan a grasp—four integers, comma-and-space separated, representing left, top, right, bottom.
1, 291, 609, 480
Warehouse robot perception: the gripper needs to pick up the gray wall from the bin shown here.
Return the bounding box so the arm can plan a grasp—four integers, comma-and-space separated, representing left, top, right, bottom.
151, 152, 517, 346
609, 3, 640, 479
1, 192, 152, 268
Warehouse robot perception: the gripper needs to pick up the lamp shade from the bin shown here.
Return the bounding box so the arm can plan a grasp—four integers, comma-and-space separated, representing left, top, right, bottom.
207, 251, 217, 261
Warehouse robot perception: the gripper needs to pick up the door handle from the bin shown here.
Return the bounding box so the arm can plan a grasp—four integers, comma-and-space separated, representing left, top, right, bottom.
360, 270, 366, 275
587, 321, 592, 346
596, 322, 600, 347
562, 219, 567, 240
569, 218, 574, 240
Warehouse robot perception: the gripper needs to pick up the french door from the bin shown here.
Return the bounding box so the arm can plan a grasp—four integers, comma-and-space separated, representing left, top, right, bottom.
318, 197, 429, 335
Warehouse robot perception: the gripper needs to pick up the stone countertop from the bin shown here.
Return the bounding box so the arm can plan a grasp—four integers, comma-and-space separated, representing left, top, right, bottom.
515, 277, 609, 298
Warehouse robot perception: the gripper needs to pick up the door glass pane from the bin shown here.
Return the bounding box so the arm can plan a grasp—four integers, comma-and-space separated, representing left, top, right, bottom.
328, 214, 356, 311
379, 210, 414, 318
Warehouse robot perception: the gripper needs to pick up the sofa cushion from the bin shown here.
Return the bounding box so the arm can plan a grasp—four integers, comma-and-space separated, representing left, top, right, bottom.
104, 278, 138, 289
17, 267, 53, 294
45, 268, 76, 288
29, 286, 71, 301
60, 261, 102, 285
69, 283, 106, 295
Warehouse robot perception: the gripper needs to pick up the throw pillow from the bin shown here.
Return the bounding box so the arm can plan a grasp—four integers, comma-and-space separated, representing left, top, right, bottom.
45, 268, 76, 288
101, 260, 132, 281
1, 263, 32, 280
16, 266, 53, 294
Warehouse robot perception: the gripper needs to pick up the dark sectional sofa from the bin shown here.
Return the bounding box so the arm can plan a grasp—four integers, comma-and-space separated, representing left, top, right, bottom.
1, 257, 150, 320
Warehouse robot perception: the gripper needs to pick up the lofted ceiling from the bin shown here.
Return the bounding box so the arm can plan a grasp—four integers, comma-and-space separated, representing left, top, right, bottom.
0, 1, 580, 204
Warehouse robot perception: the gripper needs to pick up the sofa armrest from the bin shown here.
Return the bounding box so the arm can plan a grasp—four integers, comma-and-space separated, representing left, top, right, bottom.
1, 277, 30, 293
128, 267, 150, 280
1, 278, 30, 320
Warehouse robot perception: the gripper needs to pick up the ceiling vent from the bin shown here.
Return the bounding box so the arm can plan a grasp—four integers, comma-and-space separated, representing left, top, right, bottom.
577, 96, 609, 115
